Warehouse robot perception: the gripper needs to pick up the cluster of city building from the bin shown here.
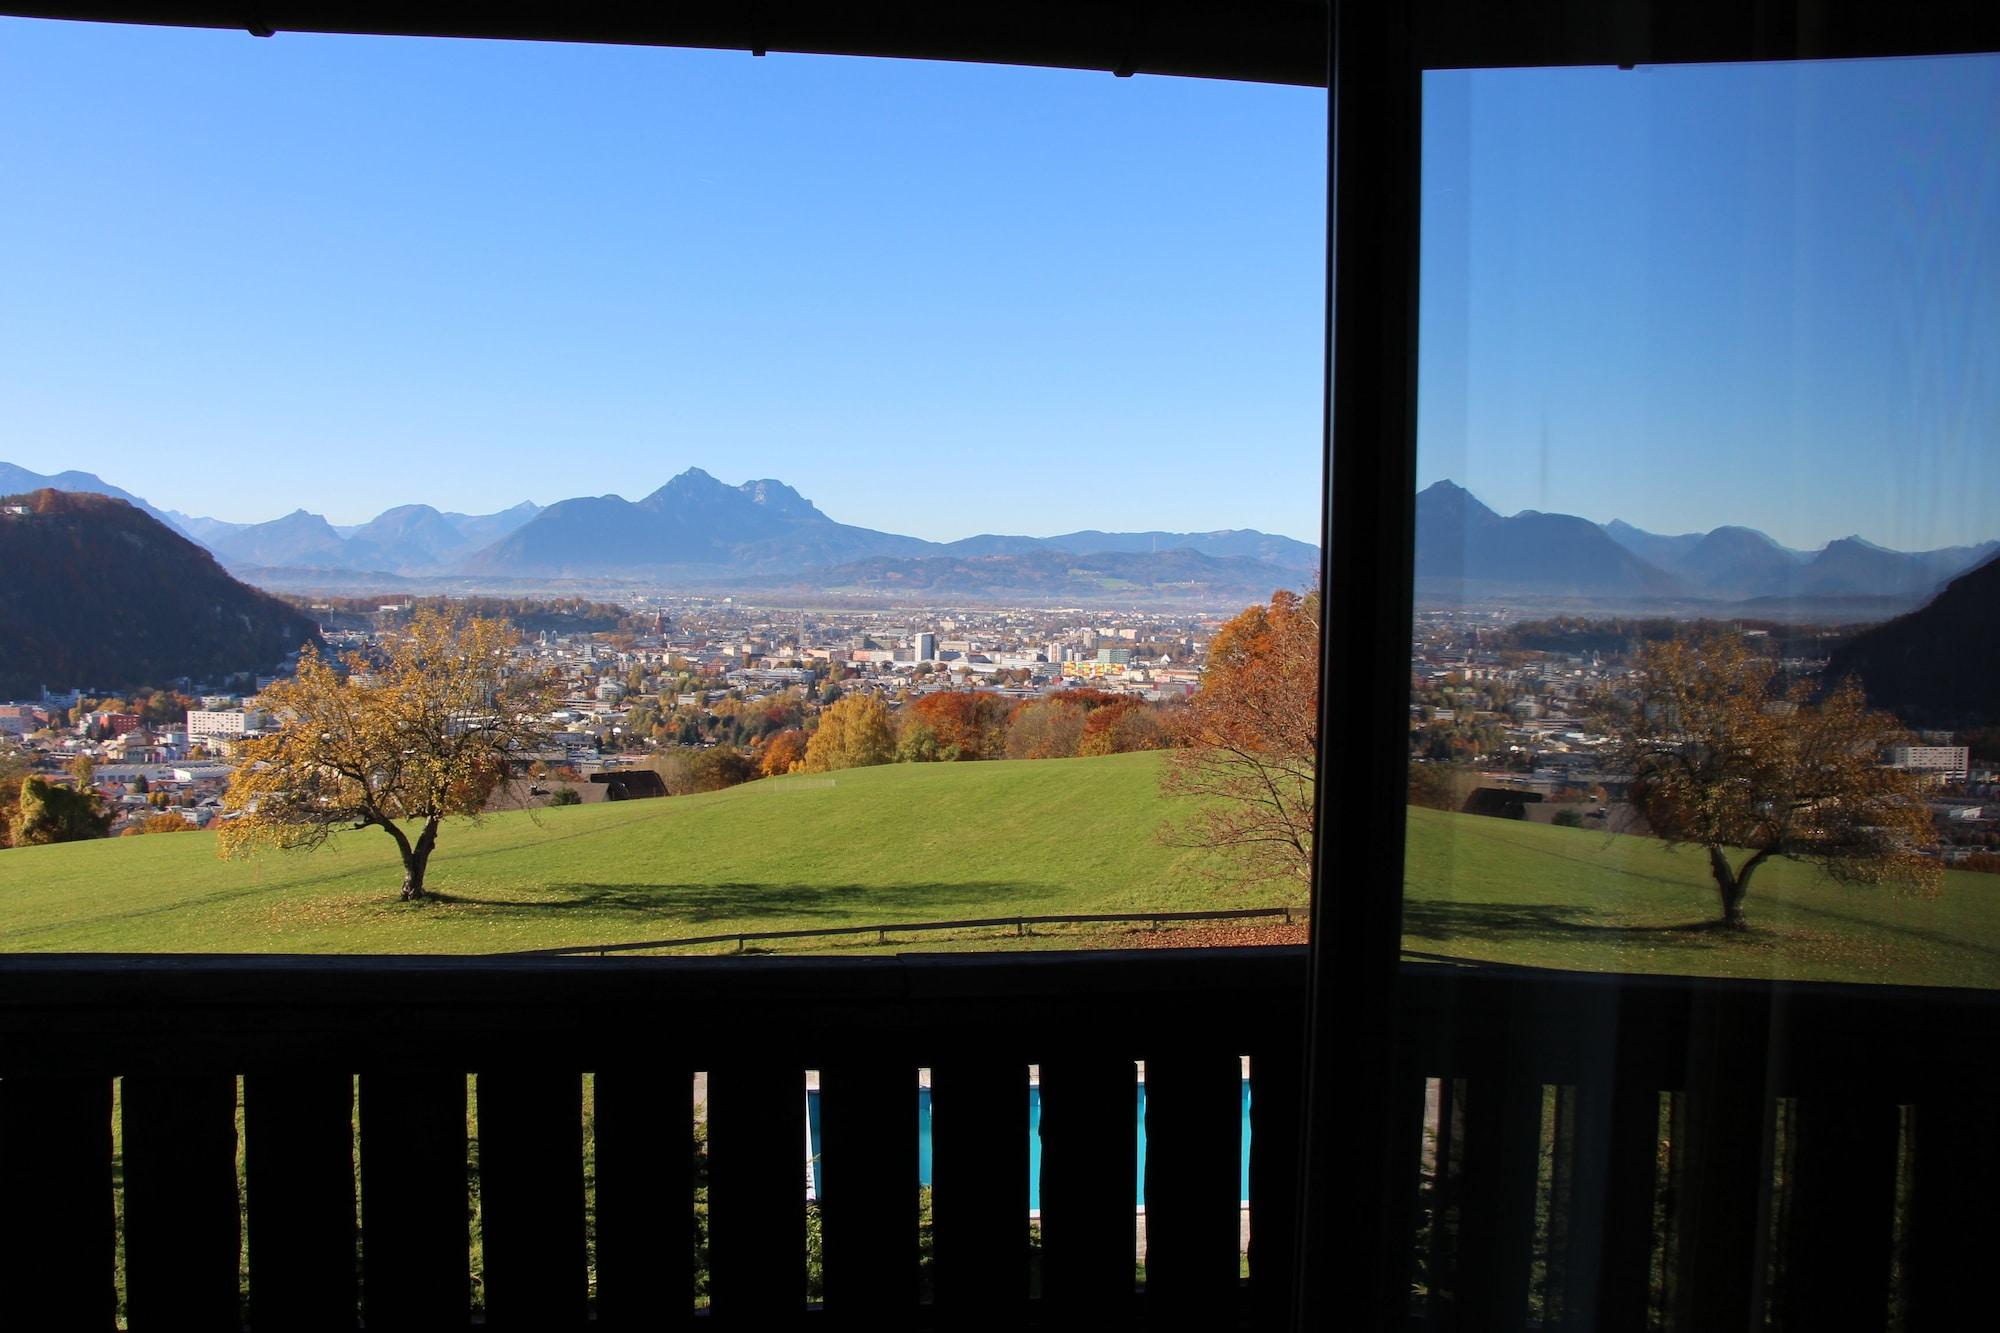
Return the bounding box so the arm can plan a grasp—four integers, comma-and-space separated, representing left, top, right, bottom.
0, 598, 1221, 830
1406, 611, 1996, 863
8, 597, 1992, 858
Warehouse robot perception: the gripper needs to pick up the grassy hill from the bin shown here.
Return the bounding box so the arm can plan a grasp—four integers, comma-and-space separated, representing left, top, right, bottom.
1402, 806, 2000, 987
1, 752, 1995, 986
0, 753, 1253, 954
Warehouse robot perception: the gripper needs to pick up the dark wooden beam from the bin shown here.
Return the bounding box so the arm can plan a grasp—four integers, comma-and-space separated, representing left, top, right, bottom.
4, 2, 1997, 86
0, 1, 1330, 85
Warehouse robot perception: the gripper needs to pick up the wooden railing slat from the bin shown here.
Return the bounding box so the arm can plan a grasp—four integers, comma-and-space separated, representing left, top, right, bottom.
244, 1071, 357, 1330
1777, 1093, 1897, 1329
1383, 1061, 1431, 1324
817, 1059, 918, 1328
1141, 1052, 1242, 1327
1906, 1093, 2000, 1330
705, 1061, 806, 1324
593, 1067, 693, 1331
1670, 993, 1776, 1332
929, 1059, 1028, 1328
1246, 1030, 1302, 1333
1561, 1072, 1658, 1332
1037, 1058, 1138, 1323
1454, 1072, 1541, 1332
121, 1074, 241, 1330
476, 1070, 587, 1328
0, 1075, 116, 1330
358, 1070, 468, 1330
1420, 1077, 1462, 1320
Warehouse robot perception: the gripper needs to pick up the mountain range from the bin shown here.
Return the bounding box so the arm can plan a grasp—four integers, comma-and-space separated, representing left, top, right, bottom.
1416, 480, 1999, 608
0, 461, 1321, 603
6, 460, 1994, 610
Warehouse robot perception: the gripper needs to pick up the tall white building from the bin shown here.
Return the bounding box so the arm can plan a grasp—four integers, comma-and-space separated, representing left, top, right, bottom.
913, 632, 938, 661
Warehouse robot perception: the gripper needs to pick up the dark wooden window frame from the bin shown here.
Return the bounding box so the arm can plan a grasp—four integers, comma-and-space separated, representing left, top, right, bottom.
4, 4, 2000, 1329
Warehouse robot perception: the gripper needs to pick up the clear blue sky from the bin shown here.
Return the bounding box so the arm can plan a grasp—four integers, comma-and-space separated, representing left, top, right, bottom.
1421, 56, 2000, 553
3, 23, 1996, 553
0, 20, 1324, 540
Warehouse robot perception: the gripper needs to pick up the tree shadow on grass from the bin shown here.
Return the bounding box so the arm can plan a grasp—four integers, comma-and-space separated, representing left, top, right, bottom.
1406, 897, 2000, 971
426, 880, 1055, 924
1401, 899, 1737, 953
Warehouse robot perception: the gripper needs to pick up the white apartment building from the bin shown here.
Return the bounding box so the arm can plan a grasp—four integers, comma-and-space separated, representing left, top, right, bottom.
1887, 745, 1971, 781
186, 710, 249, 746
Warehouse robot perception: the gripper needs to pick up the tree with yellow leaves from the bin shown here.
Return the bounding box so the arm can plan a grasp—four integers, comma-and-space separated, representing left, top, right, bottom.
1604, 632, 1939, 928
798, 694, 894, 773
219, 609, 559, 900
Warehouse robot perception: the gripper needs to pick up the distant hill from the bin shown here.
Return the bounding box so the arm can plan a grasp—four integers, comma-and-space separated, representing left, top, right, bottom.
944, 528, 1319, 569
1416, 481, 1685, 599
443, 500, 543, 551
1601, 519, 1707, 570
460, 468, 941, 577
1795, 536, 1998, 600
166, 512, 252, 545
0, 462, 191, 537
0, 490, 321, 696
203, 509, 352, 570
1825, 553, 2000, 727
196, 501, 549, 576
325, 502, 539, 573
1674, 526, 1806, 598
1602, 514, 1994, 601
0, 459, 542, 577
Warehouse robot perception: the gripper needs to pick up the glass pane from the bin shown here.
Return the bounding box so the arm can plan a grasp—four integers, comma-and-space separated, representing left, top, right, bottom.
1413, 55, 2000, 989
0, 20, 1323, 957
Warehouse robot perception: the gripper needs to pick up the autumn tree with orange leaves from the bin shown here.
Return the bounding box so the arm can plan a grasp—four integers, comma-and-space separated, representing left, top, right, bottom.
759, 728, 809, 777
902, 690, 1013, 761
219, 609, 560, 900
1161, 589, 1319, 886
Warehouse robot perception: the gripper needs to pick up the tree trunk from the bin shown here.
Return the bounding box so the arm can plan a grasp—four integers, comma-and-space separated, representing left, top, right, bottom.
399, 819, 441, 901
1707, 844, 1749, 928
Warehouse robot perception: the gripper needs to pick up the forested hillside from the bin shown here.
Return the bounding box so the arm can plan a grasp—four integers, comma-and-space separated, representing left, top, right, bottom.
0, 490, 320, 696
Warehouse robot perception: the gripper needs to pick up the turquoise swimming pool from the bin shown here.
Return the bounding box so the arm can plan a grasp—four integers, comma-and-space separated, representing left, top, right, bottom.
805, 1078, 1253, 1209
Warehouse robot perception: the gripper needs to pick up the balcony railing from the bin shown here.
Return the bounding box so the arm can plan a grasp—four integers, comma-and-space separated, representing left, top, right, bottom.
0, 948, 1991, 1329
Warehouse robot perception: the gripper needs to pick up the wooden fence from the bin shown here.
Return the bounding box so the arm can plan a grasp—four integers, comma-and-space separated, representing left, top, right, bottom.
513, 905, 1304, 956
0, 950, 1992, 1329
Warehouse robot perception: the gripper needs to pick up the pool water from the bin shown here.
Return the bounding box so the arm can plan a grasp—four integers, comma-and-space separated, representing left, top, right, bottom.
805, 1079, 1253, 1209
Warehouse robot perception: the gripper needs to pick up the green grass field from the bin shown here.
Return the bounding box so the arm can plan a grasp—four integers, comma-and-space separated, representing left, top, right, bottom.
0, 753, 1258, 954
1402, 806, 2000, 987
1, 751, 1995, 986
